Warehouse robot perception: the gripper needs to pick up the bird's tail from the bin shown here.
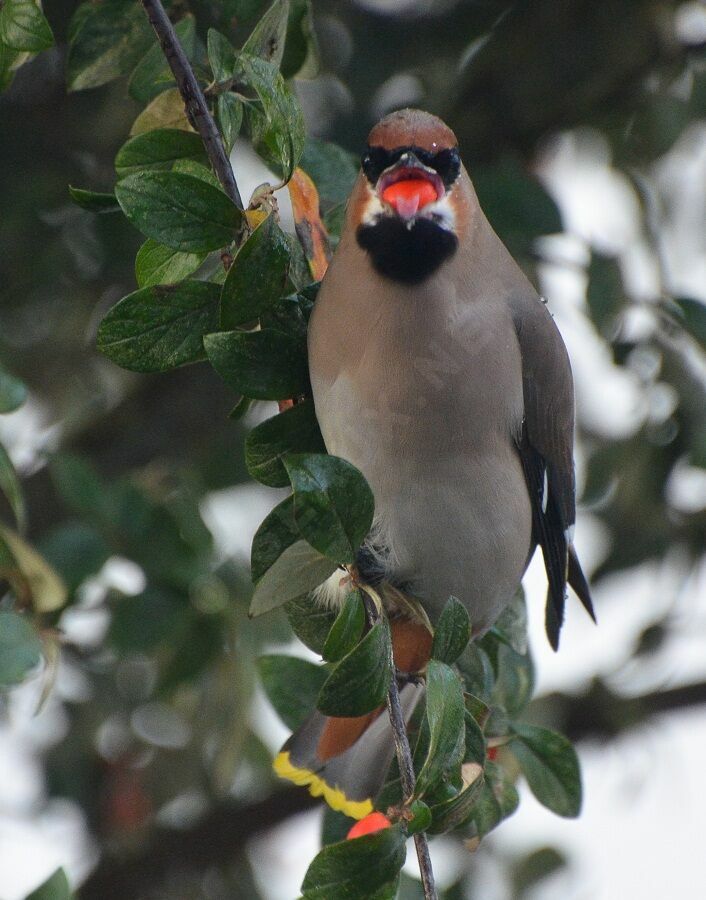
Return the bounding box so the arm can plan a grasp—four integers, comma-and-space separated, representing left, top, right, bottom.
273, 618, 431, 819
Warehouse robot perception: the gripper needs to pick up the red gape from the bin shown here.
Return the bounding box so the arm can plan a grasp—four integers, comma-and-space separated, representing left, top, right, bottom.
382, 178, 438, 215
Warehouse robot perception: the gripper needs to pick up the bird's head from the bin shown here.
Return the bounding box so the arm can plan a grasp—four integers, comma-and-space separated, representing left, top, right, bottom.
352, 108, 464, 284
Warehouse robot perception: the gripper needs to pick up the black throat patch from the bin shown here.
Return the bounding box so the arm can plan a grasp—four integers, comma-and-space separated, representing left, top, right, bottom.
356, 216, 458, 284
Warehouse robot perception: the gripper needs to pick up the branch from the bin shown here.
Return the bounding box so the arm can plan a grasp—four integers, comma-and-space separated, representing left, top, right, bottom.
362, 594, 438, 900
139, 0, 245, 210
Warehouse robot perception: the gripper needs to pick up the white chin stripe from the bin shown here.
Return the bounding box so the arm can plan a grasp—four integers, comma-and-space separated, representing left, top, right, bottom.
360, 187, 456, 232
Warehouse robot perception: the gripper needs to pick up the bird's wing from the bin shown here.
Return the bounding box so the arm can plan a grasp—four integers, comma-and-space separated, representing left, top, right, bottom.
508, 293, 595, 649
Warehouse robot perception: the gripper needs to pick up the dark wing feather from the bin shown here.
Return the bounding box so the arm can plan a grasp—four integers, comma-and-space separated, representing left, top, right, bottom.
508, 293, 595, 649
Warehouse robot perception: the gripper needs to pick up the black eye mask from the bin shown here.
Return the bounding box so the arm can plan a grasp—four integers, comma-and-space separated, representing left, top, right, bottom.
361, 145, 461, 189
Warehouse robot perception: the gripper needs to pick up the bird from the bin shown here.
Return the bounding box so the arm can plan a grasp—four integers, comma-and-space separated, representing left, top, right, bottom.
274, 108, 595, 819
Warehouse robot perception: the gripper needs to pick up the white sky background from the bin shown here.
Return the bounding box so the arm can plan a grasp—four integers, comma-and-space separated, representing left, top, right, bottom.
2, 54, 706, 900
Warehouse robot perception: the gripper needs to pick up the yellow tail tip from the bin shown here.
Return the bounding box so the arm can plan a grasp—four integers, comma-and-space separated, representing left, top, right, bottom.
273, 751, 373, 820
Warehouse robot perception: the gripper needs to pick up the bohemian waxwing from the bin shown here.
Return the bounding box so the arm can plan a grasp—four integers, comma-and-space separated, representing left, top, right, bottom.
274, 108, 595, 819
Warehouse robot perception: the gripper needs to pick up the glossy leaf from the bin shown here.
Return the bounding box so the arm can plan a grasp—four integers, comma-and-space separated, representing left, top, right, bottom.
431, 596, 471, 664
115, 129, 208, 178
207, 28, 235, 82
250, 539, 337, 617
251, 494, 299, 582
67, 2, 153, 92
281, 0, 319, 80
236, 53, 306, 181
221, 214, 290, 328
464, 706, 487, 765
242, 0, 289, 68
0, 1, 53, 52
301, 825, 406, 899
317, 618, 391, 717
134, 239, 207, 288
427, 762, 484, 833
322, 590, 365, 663
0, 610, 42, 686
217, 92, 243, 153
258, 654, 327, 731
204, 329, 309, 400
471, 759, 520, 837
128, 15, 197, 102
246, 400, 325, 488
416, 659, 465, 795
68, 186, 120, 213
115, 171, 241, 252
97, 281, 220, 372
285, 595, 338, 655
510, 722, 582, 818
25, 867, 71, 900
284, 453, 374, 565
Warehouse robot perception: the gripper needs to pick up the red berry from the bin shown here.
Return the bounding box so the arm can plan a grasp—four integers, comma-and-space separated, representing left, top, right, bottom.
487, 746, 499, 761
346, 811, 392, 839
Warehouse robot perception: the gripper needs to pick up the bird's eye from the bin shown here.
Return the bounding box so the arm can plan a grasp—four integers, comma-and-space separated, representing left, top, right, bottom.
432, 148, 461, 187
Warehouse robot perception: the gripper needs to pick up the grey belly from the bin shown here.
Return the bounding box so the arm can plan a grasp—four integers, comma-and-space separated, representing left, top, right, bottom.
315, 376, 533, 630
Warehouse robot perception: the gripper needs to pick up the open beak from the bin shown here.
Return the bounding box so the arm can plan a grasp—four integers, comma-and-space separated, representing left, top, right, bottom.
378, 153, 444, 220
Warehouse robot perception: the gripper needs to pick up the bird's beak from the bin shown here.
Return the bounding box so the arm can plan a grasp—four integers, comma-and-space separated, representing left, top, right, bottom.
377, 153, 444, 220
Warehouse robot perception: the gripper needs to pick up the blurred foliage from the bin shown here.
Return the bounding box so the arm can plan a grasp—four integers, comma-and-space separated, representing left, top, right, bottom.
0, 0, 705, 898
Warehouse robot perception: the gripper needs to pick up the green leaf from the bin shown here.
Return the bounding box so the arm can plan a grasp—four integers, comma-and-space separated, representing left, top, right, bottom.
322, 590, 365, 663
97, 281, 220, 373
128, 15, 197, 102
281, 0, 319, 80
242, 0, 289, 68
456, 640, 495, 704
251, 494, 299, 582
204, 329, 309, 400
0, 1, 53, 52
431, 596, 471, 664
0, 610, 42, 687
317, 617, 391, 717
427, 762, 484, 833
416, 660, 465, 795
258, 654, 327, 731
675, 297, 706, 349
406, 799, 432, 835
67, 2, 153, 92
285, 594, 338, 655
236, 52, 305, 182
250, 539, 337, 617
471, 759, 520, 837
0, 442, 25, 529
39, 522, 110, 594
115, 129, 208, 178
25, 867, 72, 900
300, 138, 358, 210
586, 253, 623, 333
489, 587, 528, 656
301, 825, 406, 900
171, 158, 221, 188
207, 28, 235, 82
245, 400, 325, 488
510, 722, 582, 818
115, 171, 242, 252
463, 706, 487, 765
0, 366, 27, 413
135, 239, 207, 288
68, 186, 120, 213
221, 214, 290, 328
284, 453, 374, 565
217, 92, 243, 153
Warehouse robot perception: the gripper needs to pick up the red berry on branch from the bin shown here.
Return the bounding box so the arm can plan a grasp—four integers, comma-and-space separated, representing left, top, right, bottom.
346, 811, 392, 839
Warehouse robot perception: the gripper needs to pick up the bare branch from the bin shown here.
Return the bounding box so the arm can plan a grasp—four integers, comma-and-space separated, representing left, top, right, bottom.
362, 593, 438, 900
138, 0, 245, 211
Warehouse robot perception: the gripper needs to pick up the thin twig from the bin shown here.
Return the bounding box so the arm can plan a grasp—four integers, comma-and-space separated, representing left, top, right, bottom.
362, 593, 438, 900
138, 0, 245, 211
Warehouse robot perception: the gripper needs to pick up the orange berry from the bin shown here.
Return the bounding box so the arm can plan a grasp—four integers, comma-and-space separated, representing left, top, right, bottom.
346, 811, 392, 839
